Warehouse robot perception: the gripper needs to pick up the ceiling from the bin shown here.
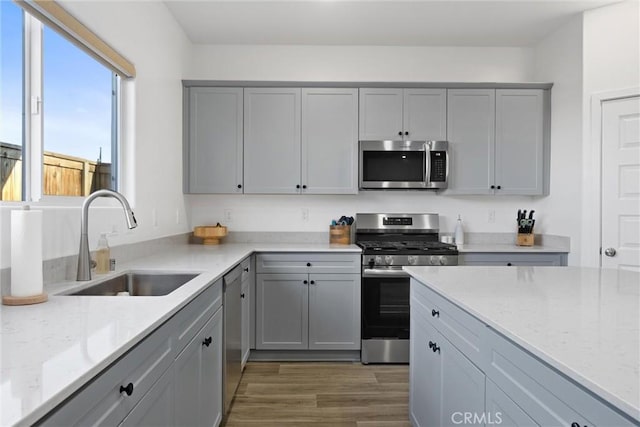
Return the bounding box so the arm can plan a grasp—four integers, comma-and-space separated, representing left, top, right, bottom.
164, 0, 618, 47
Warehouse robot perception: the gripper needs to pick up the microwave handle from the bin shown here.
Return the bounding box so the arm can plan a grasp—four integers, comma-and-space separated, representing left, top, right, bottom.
424, 143, 430, 183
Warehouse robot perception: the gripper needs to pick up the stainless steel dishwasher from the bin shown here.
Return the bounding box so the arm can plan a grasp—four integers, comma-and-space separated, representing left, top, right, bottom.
223, 265, 242, 416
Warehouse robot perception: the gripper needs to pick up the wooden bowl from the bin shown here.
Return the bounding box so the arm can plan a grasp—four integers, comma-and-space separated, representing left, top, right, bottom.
193, 225, 228, 245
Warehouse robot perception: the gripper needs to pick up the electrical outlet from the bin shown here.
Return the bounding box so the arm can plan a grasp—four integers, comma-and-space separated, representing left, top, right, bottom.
224, 209, 233, 222
488, 210, 496, 223
301, 208, 309, 222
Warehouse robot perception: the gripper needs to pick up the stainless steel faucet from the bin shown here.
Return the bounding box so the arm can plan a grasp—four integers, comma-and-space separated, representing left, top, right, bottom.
77, 189, 138, 281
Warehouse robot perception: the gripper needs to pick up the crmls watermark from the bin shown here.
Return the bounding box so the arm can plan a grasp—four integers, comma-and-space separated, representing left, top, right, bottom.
451, 412, 503, 425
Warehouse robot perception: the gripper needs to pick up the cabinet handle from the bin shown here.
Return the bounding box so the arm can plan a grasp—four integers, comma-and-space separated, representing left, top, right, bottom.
428, 341, 435, 349
244, 267, 249, 272
398, 131, 403, 136
570, 423, 586, 427
302, 185, 307, 189
120, 382, 134, 396
237, 184, 242, 189
296, 184, 301, 189
507, 263, 512, 266
497, 185, 502, 190
432, 343, 440, 353
404, 131, 409, 136
490, 185, 495, 189
202, 336, 212, 347
431, 309, 439, 318
241, 293, 245, 299
304, 280, 308, 284
310, 280, 315, 285
306, 262, 312, 267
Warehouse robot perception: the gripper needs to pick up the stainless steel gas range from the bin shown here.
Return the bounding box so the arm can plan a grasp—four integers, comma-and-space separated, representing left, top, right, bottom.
355, 213, 458, 364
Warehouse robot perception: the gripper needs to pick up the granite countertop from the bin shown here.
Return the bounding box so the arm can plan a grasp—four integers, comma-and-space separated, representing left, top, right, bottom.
405, 266, 640, 422
0, 243, 361, 427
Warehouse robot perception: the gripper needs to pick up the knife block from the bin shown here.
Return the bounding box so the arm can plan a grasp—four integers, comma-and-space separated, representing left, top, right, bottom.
329, 225, 351, 244
516, 233, 534, 246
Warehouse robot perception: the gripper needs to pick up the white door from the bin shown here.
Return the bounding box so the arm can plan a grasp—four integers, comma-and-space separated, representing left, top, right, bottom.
601, 96, 640, 271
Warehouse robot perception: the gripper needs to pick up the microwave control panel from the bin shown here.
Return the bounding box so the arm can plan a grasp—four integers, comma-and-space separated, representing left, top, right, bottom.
430, 151, 447, 182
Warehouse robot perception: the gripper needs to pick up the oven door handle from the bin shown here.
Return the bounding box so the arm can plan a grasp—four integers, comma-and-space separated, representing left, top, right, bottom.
363, 268, 410, 278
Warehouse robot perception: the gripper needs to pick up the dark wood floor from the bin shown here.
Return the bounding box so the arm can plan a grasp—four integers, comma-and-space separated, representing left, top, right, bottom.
224, 362, 410, 426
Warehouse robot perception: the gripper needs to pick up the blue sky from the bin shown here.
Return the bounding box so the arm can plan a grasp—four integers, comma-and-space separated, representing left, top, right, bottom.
1, 0, 113, 163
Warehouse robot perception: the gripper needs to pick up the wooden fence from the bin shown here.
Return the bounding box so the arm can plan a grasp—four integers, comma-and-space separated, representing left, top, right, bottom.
1, 142, 111, 201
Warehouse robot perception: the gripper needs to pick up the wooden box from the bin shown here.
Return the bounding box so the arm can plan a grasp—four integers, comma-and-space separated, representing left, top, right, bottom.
516, 233, 534, 246
329, 225, 351, 245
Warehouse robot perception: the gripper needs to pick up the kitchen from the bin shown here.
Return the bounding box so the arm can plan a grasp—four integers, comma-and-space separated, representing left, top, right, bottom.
1, 0, 639, 426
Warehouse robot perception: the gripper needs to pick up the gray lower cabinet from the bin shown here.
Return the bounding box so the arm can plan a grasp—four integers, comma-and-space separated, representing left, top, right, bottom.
447, 88, 548, 195
255, 253, 361, 351
174, 307, 223, 427
410, 278, 636, 427
410, 298, 485, 427
240, 256, 252, 368
184, 87, 244, 194
359, 88, 447, 140
38, 280, 224, 427
459, 252, 568, 266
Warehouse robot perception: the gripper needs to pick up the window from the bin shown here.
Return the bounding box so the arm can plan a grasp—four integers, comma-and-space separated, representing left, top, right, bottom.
0, 1, 119, 202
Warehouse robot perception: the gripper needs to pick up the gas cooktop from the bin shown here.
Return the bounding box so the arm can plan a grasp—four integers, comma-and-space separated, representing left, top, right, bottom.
356, 240, 458, 256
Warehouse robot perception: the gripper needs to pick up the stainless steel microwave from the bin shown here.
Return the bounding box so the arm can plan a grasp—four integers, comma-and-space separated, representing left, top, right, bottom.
359, 140, 449, 190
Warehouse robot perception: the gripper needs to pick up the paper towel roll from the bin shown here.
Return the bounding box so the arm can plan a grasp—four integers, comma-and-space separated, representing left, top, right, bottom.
10, 207, 44, 297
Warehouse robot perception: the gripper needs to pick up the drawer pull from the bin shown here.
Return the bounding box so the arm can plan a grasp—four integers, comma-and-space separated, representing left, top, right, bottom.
431, 309, 440, 318
304, 280, 308, 284
310, 280, 315, 285
241, 293, 245, 299
243, 267, 249, 272
428, 341, 440, 353
202, 336, 212, 347
120, 382, 134, 396
306, 262, 312, 267
570, 423, 587, 427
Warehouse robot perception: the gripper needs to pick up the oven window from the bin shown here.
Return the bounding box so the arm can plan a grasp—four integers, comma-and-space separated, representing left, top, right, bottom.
362, 151, 425, 182
362, 276, 410, 339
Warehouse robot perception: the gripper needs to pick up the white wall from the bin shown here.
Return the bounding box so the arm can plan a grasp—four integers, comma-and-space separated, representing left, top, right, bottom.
581, 0, 640, 266
533, 16, 584, 264
0, 1, 192, 269
189, 45, 534, 82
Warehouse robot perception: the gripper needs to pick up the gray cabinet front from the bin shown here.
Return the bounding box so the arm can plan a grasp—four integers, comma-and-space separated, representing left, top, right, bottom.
403, 88, 447, 140
186, 87, 243, 194
302, 88, 358, 194
359, 88, 404, 140
459, 252, 568, 266
120, 368, 174, 427
244, 88, 302, 193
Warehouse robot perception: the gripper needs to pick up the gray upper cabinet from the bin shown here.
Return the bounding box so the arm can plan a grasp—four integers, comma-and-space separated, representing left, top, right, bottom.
359, 88, 447, 141
244, 88, 302, 194
185, 87, 243, 194
495, 89, 544, 195
302, 88, 358, 194
448, 88, 548, 196
447, 89, 496, 195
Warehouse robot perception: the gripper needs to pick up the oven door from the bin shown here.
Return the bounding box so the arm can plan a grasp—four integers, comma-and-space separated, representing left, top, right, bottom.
361, 268, 410, 340
359, 140, 427, 189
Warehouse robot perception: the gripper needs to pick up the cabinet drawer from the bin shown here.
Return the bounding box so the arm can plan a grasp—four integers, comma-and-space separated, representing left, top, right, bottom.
485, 328, 636, 427
256, 253, 360, 274
170, 278, 222, 356
39, 324, 173, 426
459, 253, 566, 266
410, 278, 485, 368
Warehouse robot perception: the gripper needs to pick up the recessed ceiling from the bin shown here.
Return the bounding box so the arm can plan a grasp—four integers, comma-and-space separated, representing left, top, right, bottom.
164, 0, 617, 46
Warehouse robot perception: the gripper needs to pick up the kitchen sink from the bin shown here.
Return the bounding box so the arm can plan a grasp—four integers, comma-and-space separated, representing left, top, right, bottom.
65, 272, 199, 296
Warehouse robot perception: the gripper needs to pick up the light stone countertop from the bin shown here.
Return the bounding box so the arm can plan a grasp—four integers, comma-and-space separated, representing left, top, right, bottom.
457, 243, 569, 253
404, 266, 640, 423
0, 243, 360, 427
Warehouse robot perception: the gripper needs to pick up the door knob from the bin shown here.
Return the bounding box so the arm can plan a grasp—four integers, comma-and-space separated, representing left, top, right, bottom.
604, 247, 617, 257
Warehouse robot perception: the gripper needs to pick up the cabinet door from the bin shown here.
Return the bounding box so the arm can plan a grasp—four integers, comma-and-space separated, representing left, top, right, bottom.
174, 330, 201, 427
201, 308, 223, 427
120, 368, 174, 427
409, 301, 442, 427
256, 273, 309, 350
244, 88, 301, 193
440, 336, 486, 426
308, 274, 360, 350
359, 88, 404, 140
187, 87, 243, 194
302, 88, 358, 194
485, 379, 539, 427
495, 89, 544, 195
403, 89, 447, 140
447, 89, 495, 194
241, 277, 250, 369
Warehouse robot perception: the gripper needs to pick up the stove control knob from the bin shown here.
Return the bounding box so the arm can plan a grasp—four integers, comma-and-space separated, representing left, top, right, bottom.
374, 256, 382, 265
408, 256, 417, 265
384, 256, 394, 265
439, 257, 447, 266
429, 257, 438, 266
